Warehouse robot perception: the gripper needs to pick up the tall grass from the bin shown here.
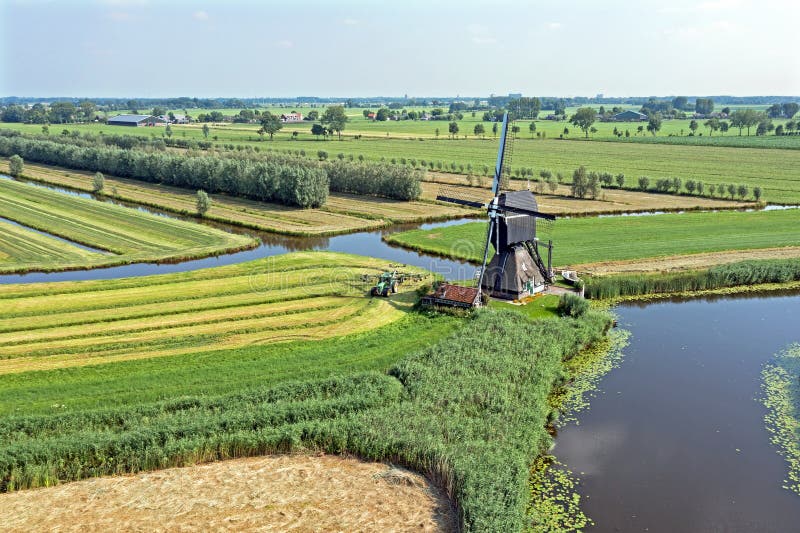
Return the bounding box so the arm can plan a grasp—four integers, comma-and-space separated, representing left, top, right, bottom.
0, 308, 612, 532
584, 259, 800, 299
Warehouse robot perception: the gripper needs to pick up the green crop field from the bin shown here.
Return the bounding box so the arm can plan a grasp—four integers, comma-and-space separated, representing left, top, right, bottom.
0, 178, 255, 273
0, 251, 432, 375
5, 118, 799, 203
385, 208, 800, 267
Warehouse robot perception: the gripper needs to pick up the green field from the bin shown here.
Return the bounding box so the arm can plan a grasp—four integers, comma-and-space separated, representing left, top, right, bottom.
385, 208, 800, 266
0, 178, 255, 273
5, 118, 799, 203
0, 252, 433, 375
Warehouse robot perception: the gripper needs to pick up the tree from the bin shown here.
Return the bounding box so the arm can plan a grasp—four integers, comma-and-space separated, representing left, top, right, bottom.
307, 110, 320, 121
321, 105, 349, 140
164, 124, 173, 138
696, 181, 705, 196
727, 183, 736, 199
775, 125, 785, 136
753, 186, 762, 202
638, 176, 650, 191
672, 96, 689, 111
685, 180, 696, 194
719, 121, 729, 135
704, 117, 720, 136
259, 111, 283, 140
766, 104, 783, 118
448, 121, 459, 139
78, 100, 97, 122
647, 113, 662, 136
570, 166, 589, 198
8, 154, 23, 177
492, 122, 498, 138
689, 120, 699, 135
756, 119, 774, 136
616, 173, 625, 188
782, 102, 799, 119
695, 98, 714, 115
737, 184, 748, 200
202, 123, 210, 139
529, 121, 537, 138
473, 123, 485, 138
569, 107, 597, 138
92, 172, 104, 193
196, 190, 211, 216
311, 123, 325, 140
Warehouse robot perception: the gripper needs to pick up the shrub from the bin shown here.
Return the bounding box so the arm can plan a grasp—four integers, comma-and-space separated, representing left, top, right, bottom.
557, 293, 589, 317
92, 172, 104, 193
8, 154, 23, 177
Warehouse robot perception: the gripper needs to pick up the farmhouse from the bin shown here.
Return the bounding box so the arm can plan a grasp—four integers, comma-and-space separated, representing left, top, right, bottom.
611, 110, 647, 122
280, 112, 303, 123
107, 114, 166, 127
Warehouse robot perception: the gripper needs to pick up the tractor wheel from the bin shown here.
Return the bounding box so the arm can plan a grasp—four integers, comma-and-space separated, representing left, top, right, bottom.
371, 287, 379, 296
391, 282, 398, 293
382, 287, 390, 297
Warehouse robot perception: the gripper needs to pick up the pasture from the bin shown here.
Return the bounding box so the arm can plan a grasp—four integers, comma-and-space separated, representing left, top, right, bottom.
385, 208, 800, 267
0, 251, 431, 377
4, 120, 799, 203
0, 178, 254, 273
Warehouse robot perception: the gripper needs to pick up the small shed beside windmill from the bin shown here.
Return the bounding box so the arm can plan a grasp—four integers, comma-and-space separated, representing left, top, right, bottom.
420, 283, 481, 309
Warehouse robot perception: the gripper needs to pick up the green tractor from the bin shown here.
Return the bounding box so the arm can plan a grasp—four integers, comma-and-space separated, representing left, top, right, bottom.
362, 268, 425, 297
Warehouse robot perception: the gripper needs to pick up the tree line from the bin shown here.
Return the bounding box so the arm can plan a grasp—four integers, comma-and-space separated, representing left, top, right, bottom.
0, 129, 423, 204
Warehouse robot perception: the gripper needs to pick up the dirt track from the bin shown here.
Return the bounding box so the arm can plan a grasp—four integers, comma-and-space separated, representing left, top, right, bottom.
569, 246, 800, 275
0, 455, 456, 532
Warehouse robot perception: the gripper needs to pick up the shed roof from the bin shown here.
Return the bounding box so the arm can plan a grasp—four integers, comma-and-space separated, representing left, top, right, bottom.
430, 283, 480, 305
108, 114, 154, 123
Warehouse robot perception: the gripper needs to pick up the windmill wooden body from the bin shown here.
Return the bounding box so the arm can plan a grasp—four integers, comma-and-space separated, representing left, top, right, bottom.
436, 112, 556, 303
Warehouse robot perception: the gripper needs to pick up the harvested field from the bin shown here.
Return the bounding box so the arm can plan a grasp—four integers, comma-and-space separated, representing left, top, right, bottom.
0, 177, 255, 273
1, 160, 472, 235
570, 246, 800, 275
0, 454, 456, 533
421, 173, 756, 215
0, 252, 430, 375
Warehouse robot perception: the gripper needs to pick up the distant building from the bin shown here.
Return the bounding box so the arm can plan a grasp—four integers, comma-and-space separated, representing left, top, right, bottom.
107, 114, 165, 127
611, 110, 647, 122
280, 112, 303, 123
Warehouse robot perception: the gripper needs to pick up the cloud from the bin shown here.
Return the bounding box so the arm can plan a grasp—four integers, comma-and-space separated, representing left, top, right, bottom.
663, 19, 738, 39
276, 39, 293, 49
466, 23, 496, 45
193, 10, 209, 20
546, 22, 562, 30
107, 11, 130, 21
343, 17, 358, 25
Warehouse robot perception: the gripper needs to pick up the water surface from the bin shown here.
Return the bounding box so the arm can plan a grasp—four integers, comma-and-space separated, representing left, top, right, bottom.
556, 291, 800, 532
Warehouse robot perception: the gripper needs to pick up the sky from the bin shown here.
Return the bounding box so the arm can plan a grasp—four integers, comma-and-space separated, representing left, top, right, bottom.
1, 0, 798, 98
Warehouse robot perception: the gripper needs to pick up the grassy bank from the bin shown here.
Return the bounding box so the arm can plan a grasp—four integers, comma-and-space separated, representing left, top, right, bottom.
384, 209, 800, 267
0, 177, 255, 273
0, 307, 612, 532
762, 344, 800, 497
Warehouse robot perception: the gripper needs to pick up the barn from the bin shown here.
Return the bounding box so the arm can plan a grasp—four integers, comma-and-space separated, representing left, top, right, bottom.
107, 114, 166, 127
611, 110, 647, 122
420, 283, 481, 309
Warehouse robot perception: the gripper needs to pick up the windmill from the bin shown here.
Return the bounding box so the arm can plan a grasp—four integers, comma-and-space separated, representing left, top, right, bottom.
436, 112, 556, 302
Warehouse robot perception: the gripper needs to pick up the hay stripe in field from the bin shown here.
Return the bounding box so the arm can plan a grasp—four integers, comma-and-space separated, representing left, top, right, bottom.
0, 178, 255, 273
0, 252, 430, 374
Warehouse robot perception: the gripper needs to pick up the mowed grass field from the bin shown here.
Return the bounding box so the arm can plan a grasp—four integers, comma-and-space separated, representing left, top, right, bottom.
0, 178, 255, 273
6, 120, 799, 203
0, 160, 472, 235
0, 251, 433, 379
385, 208, 800, 267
